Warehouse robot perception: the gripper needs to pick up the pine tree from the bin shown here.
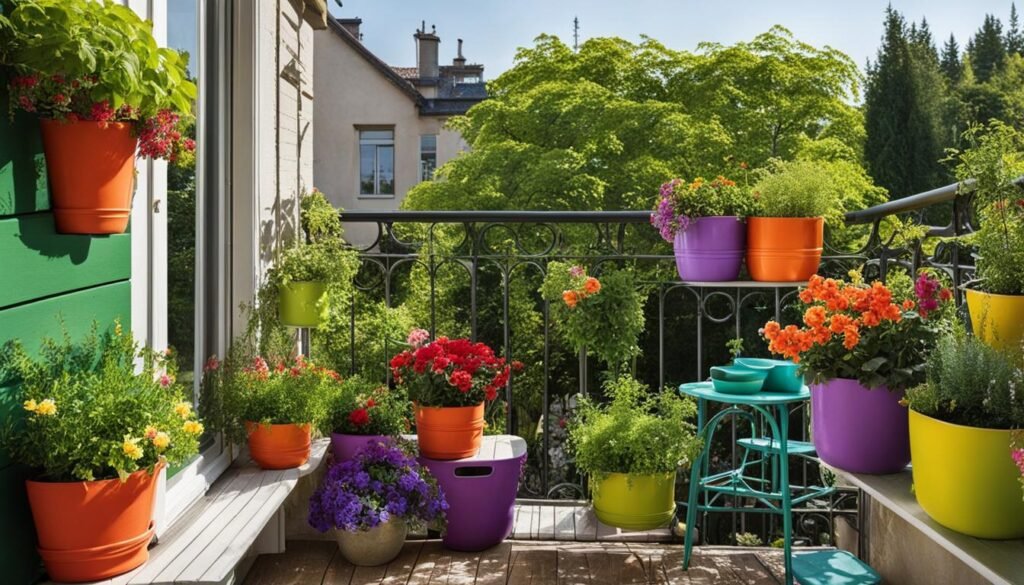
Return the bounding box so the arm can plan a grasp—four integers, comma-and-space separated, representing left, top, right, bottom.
1007, 3, 1024, 55
969, 14, 1007, 81
940, 33, 962, 85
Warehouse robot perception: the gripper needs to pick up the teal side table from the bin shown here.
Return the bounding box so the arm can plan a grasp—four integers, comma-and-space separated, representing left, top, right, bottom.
679, 382, 833, 585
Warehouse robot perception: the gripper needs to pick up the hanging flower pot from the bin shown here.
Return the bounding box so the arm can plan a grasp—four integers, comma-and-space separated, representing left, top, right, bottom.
26, 463, 163, 583
965, 287, 1024, 351
40, 119, 137, 235
278, 281, 327, 327
810, 379, 910, 474
591, 472, 676, 530
910, 409, 1024, 539
673, 216, 746, 282
746, 217, 824, 282
415, 403, 485, 460
246, 422, 312, 469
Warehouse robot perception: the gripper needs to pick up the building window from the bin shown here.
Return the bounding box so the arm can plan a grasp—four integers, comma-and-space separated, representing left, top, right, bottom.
420, 134, 437, 182
359, 129, 395, 196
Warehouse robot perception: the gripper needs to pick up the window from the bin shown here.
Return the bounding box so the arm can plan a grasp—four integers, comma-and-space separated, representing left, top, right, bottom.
420, 134, 437, 182
359, 129, 395, 196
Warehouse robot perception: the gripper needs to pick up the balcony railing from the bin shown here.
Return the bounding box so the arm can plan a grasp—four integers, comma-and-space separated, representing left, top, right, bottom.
334, 182, 975, 546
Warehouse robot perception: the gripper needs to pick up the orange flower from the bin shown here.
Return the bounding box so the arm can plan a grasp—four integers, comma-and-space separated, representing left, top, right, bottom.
861, 310, 881, 327
763, 320, 782, 339
583, 277, 601, 295
809, 325, 832, 344
902, 299, 915, 311
828, 313, 856, 334
803, 306, 827, 328
562, 290, 579, 309
842, 325, 860, 350
799, 289, 815, 303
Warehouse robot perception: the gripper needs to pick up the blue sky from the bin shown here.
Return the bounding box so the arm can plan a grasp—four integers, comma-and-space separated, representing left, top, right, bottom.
326, 0, 1021, 80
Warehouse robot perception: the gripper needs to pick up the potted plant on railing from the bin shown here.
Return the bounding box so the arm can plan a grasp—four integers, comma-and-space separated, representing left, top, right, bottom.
327, 375, 411, 462
903, 333, 1024, 539
762, 270, 953, 474
390, 332, 511, 460
308, 439, 447, 566
206, 353, 337, 469
1, 0, 195, 234
538, 262, 645, 371
747, 160, 839, 281
0, 323, 202, 582
567, 375, 701, 530
650, 175, 756, 282
947, 121, 1024, 350
265, 189, 359, 328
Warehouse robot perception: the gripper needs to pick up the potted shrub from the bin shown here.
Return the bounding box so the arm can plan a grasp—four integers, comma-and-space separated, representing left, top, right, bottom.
650, 176, 756, 282
0, 323, 202, 582
748, 160, 839, 281
567, 375, 701, 530
308, 439, 447, 566
206, 353, 338, 469
947, 121, 1024, 350
389, 332, 511, 460
762, 271, 953, 474
2, 0, 195, 234
904, 333, 1024, 539
538, 262, 645, 371
265, 189, 359, 328
327, 375, 411, 462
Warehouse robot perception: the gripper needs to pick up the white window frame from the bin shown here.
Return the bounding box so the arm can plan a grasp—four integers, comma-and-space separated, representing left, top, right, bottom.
358, 128, 396, 198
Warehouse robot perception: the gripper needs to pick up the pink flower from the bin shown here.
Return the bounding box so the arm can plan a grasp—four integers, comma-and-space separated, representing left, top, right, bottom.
569, 265, 585, 278
204, 355, 220, 372
159, 374, 173, 388
407, 328, 430, 348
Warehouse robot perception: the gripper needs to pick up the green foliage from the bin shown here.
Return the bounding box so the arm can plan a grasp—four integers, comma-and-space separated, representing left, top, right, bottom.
751, 160, 840, 218
301, 188, 343, 241
904, 332, 1024, 429
734, 533, 764, 547
568, 375, 701, 476
539, 262, 645, 370
1, 0, 195, 117
327, 375, 410, 436
314, 298, 417, 382
0, 322, 202, 482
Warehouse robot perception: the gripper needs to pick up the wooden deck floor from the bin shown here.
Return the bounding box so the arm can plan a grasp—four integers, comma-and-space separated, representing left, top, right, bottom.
243, 540, 786, 584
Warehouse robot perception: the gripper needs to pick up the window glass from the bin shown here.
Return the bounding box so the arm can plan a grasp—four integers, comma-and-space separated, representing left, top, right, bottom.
420, 134, 437, 182
359, 144, 376, 194
358, 129, 395, 195
378, 145, 395, 195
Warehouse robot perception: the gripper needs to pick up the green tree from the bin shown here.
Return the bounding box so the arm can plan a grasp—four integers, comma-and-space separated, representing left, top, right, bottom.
940, 33, 962, 86
1007, 3, 1024, 55
968, 14, 1007, 82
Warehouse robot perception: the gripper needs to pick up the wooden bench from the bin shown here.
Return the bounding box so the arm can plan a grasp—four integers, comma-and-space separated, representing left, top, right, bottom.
69, 438, 329, 585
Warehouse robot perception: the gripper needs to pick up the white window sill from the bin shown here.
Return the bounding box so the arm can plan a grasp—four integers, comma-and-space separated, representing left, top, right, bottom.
357, 194, 397, 200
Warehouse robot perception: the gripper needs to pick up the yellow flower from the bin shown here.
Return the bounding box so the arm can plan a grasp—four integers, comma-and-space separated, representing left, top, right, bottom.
23, 399, 38, 413
152, 432, 171, 450
144, 425, 158, 439
35, 399, 57, 416
174, 401, 193, 419
847, 268, 864, 285
122, 438, 144, 460
183, 420, 204, 435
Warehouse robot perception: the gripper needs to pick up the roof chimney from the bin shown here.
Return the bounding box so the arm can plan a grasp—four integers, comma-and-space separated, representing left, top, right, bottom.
415, 22, 440, 79
338, 17, 362, 40
453, 38, 467, 66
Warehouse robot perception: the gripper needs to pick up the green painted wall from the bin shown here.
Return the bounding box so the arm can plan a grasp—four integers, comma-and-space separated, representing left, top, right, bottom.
0, 78, 133, 585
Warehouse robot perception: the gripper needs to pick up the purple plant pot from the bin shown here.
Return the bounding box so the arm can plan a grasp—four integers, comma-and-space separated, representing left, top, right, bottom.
330, 433, 389, 462
673, 216, 746, 282
810, 379, 910, 474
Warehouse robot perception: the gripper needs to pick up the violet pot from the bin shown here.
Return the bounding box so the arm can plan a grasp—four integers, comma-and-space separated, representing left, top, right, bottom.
810, 378, 910, 474
672, 216, 746, 282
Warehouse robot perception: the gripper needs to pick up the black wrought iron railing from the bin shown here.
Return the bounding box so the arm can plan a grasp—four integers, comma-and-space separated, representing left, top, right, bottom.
332, 180, 977, 545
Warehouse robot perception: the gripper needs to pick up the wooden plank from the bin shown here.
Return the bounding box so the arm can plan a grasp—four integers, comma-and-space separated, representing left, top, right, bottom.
506, 548, 557, 585
349, 562, 387, 585
573, 506, 598, 542
584, 546, 649, 584
472, 542, 511, 585
537, 504, 556, 540
726, 553, 779, 585
513, 505, 535, 540
0, 214, 131, 309
243, 540, 337, 585
406, 541, 448, 585
554, 505, 576, 541
661, 551, 697, 584
557, 547, 591, 585
0, 75, 49, 217
379, 541, 424, 585
754, 550, 786, 583
443, 549, 480, 585
0, 281, 130, 348
323, 547, 357, 585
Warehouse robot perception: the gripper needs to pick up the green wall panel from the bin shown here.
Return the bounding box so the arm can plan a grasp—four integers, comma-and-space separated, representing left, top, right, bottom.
0, 72, 49, 217
0, 214, 131, 309
0, 464, 41, 585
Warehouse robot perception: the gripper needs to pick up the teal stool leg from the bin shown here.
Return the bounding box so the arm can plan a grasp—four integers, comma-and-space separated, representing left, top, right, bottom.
683, 399, 707, 570
778, 403, 794, 585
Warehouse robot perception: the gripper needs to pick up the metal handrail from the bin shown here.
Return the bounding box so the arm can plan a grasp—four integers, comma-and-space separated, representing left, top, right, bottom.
843, 181, 966, 225
338, 209, 652, 223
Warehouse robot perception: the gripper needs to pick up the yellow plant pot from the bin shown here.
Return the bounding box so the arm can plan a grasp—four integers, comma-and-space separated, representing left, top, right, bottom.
591, 472, 675, 530
909, 409, 1024, 539
278, 281, 327, 327
965, 288, 1024, 351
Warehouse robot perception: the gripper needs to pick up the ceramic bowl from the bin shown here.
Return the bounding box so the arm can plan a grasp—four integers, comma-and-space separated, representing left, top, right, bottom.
733, 357, 803, 392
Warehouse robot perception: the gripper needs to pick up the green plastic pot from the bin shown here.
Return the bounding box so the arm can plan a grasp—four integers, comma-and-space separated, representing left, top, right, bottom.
591, 471, 676, 530
278, 281, 327, 327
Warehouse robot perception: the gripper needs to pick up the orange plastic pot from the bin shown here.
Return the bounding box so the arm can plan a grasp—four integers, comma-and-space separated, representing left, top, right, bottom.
246, 422, 312, 469
25, 463, 162, 582
746, 217, 824, 282
415, 403, 485, 460
40, 119, 138, 234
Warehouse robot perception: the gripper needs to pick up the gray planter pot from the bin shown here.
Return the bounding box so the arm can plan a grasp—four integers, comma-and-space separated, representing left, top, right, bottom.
335, 520, 408, 566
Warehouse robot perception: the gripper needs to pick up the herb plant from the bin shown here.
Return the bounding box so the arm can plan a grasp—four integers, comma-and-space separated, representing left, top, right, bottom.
328, 375, 411, 436
568, 375, 701, 478
650, 176, 755, 241
0, 322, 202, 482
752, 160, 840, 219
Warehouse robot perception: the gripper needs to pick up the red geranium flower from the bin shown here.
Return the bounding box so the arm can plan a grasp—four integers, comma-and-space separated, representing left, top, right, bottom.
348, 408, 370, 427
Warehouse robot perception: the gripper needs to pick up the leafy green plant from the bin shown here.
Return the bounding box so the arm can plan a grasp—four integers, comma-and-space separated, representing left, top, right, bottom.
650, 176, 756, 241
327, 375, 411, 436
0, 322, 202, 482
567, 375, 701, 477
539, 262, 645, 370
904, 332, 1024, 429
734, 532, 764, 547
752, 160, 841, 218
946, 121, 1024, 295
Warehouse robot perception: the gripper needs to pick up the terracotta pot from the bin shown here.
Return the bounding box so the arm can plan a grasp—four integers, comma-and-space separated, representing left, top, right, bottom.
965, 287, 1024, 351
746, 217, 824, 282
246, 422, 312, 469
40, 119, 137, 235
25, 463, 162, 582
415, 403, 485, 460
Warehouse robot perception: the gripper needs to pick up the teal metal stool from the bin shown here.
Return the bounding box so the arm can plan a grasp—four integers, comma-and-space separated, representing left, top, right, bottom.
679, 382, 834, 585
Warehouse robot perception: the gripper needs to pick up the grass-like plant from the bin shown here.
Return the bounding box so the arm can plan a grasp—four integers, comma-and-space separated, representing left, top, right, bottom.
752, 160, 840, 219
567, 375, 701, 478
